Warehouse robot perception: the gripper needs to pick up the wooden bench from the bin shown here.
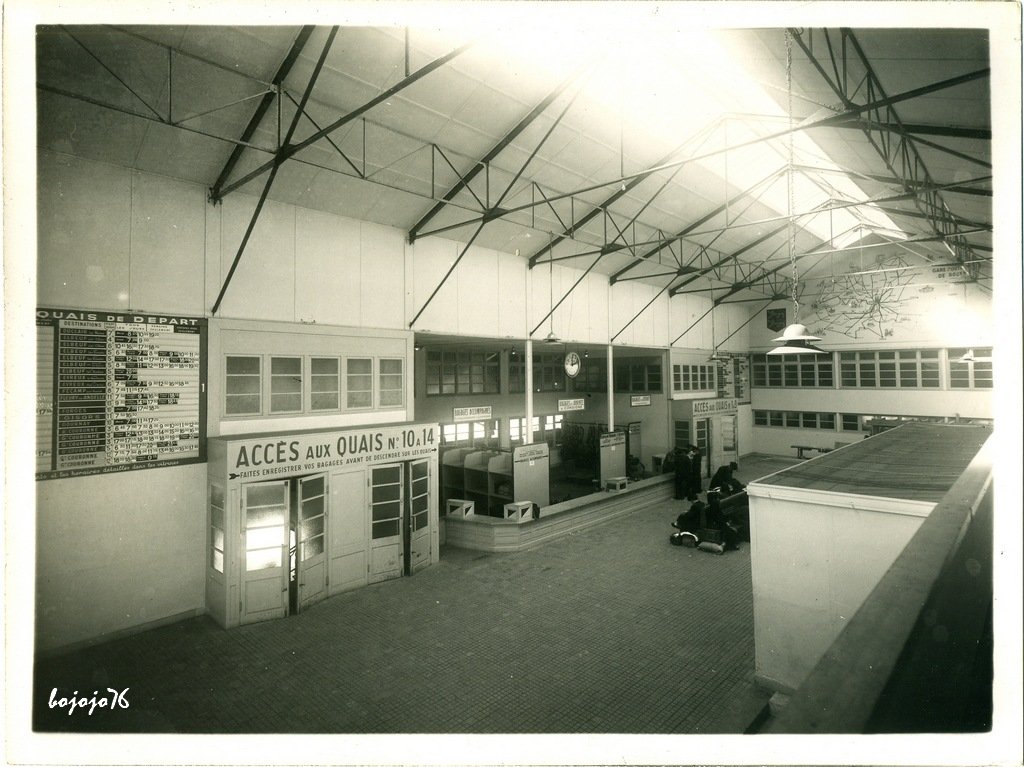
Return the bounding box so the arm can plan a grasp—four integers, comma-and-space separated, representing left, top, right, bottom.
791, 445, 833, 459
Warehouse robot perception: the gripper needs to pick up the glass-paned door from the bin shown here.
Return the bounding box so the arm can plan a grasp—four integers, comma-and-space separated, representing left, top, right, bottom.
407, 459, 431, 574
297, 474, 328, 611
242, 480, 289, 624
369, 464, 403, 583
694, 418, 710, 478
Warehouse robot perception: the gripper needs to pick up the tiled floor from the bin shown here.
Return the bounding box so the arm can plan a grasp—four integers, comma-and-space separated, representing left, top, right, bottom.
33, 455, 797, 735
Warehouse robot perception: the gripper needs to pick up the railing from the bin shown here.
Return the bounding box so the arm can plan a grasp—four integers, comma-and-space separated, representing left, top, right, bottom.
764, 434, 994, 733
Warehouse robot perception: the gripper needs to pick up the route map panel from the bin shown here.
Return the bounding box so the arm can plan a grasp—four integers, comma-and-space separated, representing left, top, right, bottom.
36, 308, 207, 480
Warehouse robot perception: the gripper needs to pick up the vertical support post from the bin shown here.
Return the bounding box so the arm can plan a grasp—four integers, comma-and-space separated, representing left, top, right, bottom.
606, 344, 615, 434
525, 339, 534, 446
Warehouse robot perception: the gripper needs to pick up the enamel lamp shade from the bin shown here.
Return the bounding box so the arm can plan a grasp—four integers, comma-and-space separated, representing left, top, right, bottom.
766, 323, 826, 355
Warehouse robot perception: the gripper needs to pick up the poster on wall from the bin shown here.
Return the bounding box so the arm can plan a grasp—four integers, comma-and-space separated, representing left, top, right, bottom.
36, 308, 207, 480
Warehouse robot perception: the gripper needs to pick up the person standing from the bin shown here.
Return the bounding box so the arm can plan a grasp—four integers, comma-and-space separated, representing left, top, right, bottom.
688, 446, 703, 500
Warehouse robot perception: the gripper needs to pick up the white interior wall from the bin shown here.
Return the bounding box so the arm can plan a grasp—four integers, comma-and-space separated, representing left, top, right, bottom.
747, 486, 931, 693
36, 466, 207, 653
34, 150, 755, 651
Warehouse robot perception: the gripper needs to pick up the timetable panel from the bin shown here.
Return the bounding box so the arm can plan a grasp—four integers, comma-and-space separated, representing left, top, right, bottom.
36, 308, 207, 480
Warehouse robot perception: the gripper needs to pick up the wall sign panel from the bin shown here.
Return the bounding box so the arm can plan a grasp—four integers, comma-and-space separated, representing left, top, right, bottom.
36, 308, 207, 479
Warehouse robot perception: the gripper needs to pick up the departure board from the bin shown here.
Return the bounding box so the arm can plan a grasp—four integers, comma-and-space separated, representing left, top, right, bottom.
36, 308, 207, 480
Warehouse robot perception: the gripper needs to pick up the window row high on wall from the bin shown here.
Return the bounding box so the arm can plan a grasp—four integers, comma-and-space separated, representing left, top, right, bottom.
422, 350, 667, 395
753, 410, 991, 433
225, 354, 404, 416
751, 348, 992, 390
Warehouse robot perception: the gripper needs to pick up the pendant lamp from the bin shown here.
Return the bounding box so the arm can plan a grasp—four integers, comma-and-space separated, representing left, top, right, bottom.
768, 29, 825, 357
543, 232, 560, 344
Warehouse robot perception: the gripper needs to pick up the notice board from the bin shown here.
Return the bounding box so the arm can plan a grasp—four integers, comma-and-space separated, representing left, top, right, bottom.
36, 308, 207, 480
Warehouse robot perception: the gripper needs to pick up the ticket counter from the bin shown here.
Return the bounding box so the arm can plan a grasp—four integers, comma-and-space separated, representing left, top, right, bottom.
206, 422, 439, 628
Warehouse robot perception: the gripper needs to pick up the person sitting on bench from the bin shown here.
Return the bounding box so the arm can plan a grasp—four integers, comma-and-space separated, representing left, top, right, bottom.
709, 461, 744, 495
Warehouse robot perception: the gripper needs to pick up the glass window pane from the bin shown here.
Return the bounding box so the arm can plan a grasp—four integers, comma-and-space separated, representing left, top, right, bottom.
246, 547, 281, 571
301, 536, 324, 561
271, 357, 301, 375
372, 502, 400, 522
246, 484, 286, 508
247, 526, 283, 549
769, 411, 783, 426
372, 520, 400, 539
211, 549, 224, 573
754, 410, 767, 426
312, 358, 338, 375
311, 392, 339, 410
785, 412, 800, 427
973, 362, 992, 388
227, 356, 260, 374
820, 413, 835, 430
373, 484, 400, 503
301, 496, 324, 519
818, 363, 833, 387
212, 527, 225, 551
300, 517, 324, 540
879, 362, 897, 387
950, 363, 970, 388
802, 412, 817, 428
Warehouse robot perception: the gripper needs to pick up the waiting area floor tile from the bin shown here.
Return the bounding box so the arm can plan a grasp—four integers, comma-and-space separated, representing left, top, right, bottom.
33, 457, 794, 735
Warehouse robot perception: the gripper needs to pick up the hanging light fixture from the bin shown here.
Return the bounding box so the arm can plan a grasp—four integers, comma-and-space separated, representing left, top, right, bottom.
543, 233, 560, 344
707, 293, 728, 361
768, 29, 825, 357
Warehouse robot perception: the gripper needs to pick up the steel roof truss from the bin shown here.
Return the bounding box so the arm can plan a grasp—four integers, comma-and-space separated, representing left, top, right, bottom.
216, 41, 474, 199
792, 28, 988, 278
407, 68, 585, 243
212, 28, 339, 314
209, 26, 314, 202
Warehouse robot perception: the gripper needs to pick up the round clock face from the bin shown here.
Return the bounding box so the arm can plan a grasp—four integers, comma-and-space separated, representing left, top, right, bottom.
564, 351, 581, 378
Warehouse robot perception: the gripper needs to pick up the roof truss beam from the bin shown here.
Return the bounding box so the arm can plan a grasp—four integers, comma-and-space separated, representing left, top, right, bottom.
792, 28, 989, 279
216, 40, 474, 199
407, 67, 585, 243
209, 26, 315, 203
212, 28, 339, 314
